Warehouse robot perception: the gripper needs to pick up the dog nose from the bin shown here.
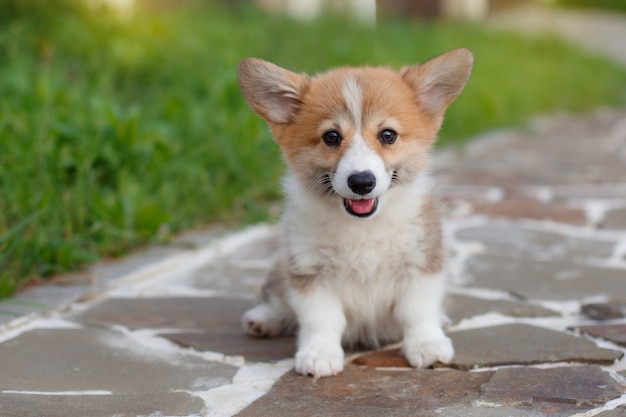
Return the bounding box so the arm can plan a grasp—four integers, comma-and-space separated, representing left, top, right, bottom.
348, 171, 376, 195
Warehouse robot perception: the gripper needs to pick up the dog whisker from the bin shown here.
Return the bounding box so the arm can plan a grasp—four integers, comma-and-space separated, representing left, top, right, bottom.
309, 172, 337, 197
390, 169, 402, 186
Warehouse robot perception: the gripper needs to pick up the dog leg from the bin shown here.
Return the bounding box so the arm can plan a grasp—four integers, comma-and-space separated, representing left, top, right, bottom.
396, 275, 454, 368
290, 287, 346, 377
242, 295, 294, 338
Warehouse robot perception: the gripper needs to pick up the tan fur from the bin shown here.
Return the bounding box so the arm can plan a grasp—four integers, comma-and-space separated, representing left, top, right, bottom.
269, 66, 438, 188
260, 262, 287, 302
289, 273, 316, 293
416, 194, 445, 275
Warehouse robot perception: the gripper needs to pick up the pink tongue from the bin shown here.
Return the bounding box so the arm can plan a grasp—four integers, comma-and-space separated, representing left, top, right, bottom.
349, 199, 375, 214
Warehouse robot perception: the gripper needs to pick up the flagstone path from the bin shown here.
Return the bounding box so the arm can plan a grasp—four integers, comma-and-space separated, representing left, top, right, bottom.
1, 107, 625, 416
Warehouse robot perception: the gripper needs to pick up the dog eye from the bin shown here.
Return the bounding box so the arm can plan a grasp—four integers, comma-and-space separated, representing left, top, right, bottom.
379, 129, 397, 145
322, 130, 342, 147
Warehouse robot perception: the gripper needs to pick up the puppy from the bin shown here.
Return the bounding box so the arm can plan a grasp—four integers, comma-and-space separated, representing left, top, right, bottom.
237, 49, 473, 377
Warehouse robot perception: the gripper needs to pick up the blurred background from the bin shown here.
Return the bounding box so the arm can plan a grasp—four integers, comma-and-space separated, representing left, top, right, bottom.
0, 0, 625, 297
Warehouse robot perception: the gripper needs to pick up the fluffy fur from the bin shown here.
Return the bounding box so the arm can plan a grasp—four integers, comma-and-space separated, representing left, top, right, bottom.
237, 49, 473, 377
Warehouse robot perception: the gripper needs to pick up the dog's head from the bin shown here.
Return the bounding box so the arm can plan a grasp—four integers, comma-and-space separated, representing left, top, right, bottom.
238, 49, 473, 219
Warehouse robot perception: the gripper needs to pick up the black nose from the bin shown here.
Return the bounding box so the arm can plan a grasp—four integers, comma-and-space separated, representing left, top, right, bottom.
347, 171, 376, 195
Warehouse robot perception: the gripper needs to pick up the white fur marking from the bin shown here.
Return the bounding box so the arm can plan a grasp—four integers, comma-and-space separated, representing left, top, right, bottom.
290, 287, 346, 377
332, 136, 391, 200
342, 76, 362, 129
396, 274, 454, 367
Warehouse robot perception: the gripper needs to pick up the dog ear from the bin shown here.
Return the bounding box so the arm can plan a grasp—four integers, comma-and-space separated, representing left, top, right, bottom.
238, 59, 310, 125
402, 48, 473, 124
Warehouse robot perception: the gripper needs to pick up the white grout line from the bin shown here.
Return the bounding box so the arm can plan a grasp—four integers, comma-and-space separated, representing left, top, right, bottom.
105, 224, 276, 298
0, 317, 83, 344
568, 393, 626, 417
188, 360, 293, 417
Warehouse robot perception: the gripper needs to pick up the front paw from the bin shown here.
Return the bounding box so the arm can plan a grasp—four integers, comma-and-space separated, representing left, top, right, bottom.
294, 345, 344, 377
403, 336, 454, 368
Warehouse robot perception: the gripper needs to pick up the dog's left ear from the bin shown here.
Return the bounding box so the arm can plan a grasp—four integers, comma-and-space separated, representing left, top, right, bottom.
238, 58, 311, 125
402, 48, 473, 125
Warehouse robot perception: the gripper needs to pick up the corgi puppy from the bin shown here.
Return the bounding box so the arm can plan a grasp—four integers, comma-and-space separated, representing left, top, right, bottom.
237, 49, 473, 377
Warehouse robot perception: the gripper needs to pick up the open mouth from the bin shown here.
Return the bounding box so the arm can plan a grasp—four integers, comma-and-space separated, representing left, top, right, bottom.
343, 198, 379, 218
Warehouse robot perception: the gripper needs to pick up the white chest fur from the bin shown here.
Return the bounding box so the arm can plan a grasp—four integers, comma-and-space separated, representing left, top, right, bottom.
281, 172, 439, 346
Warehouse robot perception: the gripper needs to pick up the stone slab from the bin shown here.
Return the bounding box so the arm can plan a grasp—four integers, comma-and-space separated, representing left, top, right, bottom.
436, 183, 503, 202
237, 364, 624, 417
72, 297, 252, 330
0, 314, 18, 325
0, 285, 91, 325
456, 223, 615, 260
575, 324, 626, 347
464, 254, 626, 300
71, 297, 295, 361
436, 155, 625, 188
345, 323, 623, 371
0, 392, 206, 417
0, 328, 236, 393
84, 243, 202, 293
550, 185, 626, 200
0, 298, 50, 316
448, 324, 622, 370
582, 299, 626, 320
236, 367, 494, 417
188, 264, 268, 297
221, 233, 280, 261
446, 294, 558, 324
478, 366, 623, 414
434, 110, 626, 186
181, 234, 278, 296
471, 199, 586, 225
163, 331, 296, 362
603, 208, 626, 230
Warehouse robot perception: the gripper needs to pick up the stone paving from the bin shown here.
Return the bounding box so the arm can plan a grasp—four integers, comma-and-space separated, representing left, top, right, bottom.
4, 4, 626, 411
1, 107, 626, 416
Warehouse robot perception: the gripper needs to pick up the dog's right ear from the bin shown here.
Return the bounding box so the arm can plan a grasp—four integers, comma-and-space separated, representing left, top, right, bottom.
238, 59, 310, 125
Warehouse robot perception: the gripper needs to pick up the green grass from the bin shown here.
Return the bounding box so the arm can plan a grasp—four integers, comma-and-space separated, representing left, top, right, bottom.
1, 1, 626, 297
557, 0, 626, 13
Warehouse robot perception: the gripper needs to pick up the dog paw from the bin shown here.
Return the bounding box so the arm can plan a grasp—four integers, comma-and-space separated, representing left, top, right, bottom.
295, 346, 344, 377
403, 336, 454, 368
242, 304, 283, 338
